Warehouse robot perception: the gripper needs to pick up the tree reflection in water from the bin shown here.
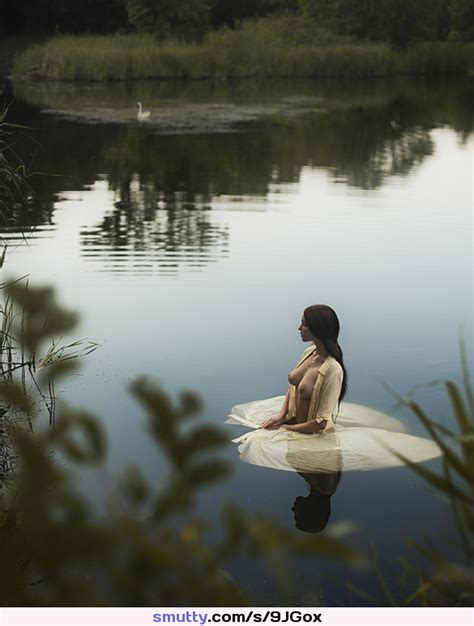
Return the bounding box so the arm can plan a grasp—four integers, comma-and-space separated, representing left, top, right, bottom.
5, 77, 472, 272
81, 172, 229, 274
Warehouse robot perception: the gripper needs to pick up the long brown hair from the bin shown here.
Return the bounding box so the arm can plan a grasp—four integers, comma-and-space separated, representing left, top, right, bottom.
303, 304, 348, 404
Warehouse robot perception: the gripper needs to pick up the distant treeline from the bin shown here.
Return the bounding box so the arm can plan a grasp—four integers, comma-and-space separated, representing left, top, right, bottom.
2, 0, 473, 46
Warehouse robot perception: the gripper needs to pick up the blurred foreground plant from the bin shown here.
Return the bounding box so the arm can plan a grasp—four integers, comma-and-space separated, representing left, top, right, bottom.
394, 350, 474, 606
0, 111, 98, 423
0, 112, 99, 485
0, 281, 363, 606
350, 352, 474, 606
0, 107, 33, 229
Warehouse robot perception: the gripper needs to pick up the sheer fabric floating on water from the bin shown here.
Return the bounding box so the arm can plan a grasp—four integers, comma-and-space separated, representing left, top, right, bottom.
226, 397, 441, 473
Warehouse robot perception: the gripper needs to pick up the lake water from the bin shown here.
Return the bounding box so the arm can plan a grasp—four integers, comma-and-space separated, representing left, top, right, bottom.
2, 75, 473, 606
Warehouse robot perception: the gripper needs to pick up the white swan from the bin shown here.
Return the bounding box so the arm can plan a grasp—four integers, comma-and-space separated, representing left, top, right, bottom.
137, 101, 151, 121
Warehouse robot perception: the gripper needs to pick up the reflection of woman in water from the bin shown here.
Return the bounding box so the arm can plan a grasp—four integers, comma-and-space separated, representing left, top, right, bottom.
262, 304, 347, 435
292, 471, 341, 533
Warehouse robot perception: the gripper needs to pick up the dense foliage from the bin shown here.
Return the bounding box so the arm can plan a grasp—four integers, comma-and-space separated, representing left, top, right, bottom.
299, 0, 451, 46
126, 0, 213, 40
0, 0, 128, 36
1, 0, 473, 42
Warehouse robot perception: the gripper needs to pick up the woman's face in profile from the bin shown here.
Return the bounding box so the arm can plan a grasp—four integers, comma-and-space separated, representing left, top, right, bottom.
298, 316, 314, 342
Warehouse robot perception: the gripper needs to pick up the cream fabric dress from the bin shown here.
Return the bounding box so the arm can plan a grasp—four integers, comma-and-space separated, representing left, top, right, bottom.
288, 345, 343, 431
227, 398, 441, 472
226, 347, 441, 473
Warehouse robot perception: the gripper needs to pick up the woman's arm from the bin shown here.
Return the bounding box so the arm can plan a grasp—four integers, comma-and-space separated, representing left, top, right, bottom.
283, 419, 327, 434
261, 391, 290, 429
262, 348, 315, 429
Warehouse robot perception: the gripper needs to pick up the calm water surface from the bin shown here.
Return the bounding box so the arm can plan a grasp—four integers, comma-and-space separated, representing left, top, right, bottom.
3, 76, 473, 605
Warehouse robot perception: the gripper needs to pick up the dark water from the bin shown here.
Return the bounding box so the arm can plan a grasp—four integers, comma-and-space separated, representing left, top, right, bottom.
2, 75, 473, 606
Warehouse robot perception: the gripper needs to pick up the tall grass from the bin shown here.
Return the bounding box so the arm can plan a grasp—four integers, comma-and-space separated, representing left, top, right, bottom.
0, 115, 99, 431
351, 343, 474, 606
13, 25, 474, 82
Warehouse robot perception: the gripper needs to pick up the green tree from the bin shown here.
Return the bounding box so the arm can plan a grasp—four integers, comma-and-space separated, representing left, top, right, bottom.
298, 0, 452, 45
126, 0, 213, 40
0, 0, 127, 35
126, 0, 157, 32
210, 0, 299, 28
60, 0, 129, 34
377, 0, 448, 45
449, 0, 474, 40
0, 0, 62, 34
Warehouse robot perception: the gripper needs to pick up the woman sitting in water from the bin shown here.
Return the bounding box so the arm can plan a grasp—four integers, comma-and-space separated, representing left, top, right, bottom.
262, 304, 347, 435
228, 305, 439, 472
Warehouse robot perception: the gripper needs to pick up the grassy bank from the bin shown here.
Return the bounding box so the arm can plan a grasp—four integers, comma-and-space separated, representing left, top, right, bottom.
12, 19, 474, 82
0, 35, 44, 76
